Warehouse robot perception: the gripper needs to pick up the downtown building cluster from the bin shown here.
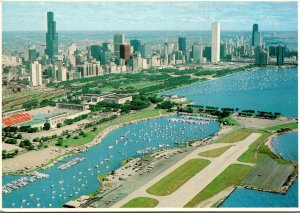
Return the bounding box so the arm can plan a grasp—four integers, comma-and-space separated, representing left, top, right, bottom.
2, 12, 298, 94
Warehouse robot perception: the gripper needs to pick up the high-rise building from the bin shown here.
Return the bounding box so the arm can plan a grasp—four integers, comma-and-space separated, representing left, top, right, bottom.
204, 46, 212, 61
277, 45, 285, 66
102, 42, 112, 52
269, 45, 277, 57
253, 31, 262, 47
40, 43, 46, 56
68, 43, 77, 68
76, 60, 103, 78
178, 37, 186, 53
139, 44, 152, 58
252, 24, 259, 46
29, 48, 37, 61
192, 44, 204, 64
90, 45, 102, 61
130, 39, 141, 54
113, 34, 125, 57
57, 66, 67, 81
255, 47, 268, 66
211, 22, 220, 63
220, 44, 226, 59
120, 44, 131, 60
46, 11, 58, 59
30, 61, 42, 86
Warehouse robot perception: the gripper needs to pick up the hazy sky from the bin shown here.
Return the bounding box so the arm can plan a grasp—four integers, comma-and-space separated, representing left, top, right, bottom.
3, 1, 298, 31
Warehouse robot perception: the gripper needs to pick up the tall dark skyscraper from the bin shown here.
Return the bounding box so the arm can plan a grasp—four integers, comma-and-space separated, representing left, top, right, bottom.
46, 11, 58, 59
178, 37, 186, 53
130, 39, 141, 54
120, 44, 131, 60
252, 24, 259, 46
276, 45, 285, 66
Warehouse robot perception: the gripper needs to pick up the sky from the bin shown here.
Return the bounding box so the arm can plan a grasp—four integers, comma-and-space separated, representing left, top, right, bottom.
3, 1, 298, 31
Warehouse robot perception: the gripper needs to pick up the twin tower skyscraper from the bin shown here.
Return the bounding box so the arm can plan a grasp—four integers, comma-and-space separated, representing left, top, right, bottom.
46, 11, 58, 59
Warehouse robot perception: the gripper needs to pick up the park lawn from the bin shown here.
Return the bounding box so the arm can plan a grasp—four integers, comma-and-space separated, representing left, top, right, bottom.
100, 86, 115, 93
184, 164, 252, 207
59, 109, 171, 147
265, 122, 298, 131
198, 145, 233, 158
122, 197, 159, 208
219, 116, 241, 127
130, 81, 159, 89
237, 131, 271, 164
217, 128, 253, 143
146, 159, 210, 196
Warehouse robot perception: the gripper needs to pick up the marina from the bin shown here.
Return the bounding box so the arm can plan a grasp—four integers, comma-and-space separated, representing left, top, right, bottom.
2, 172, 49, 194
57, 157, 86, 170
2, 114, 219, 208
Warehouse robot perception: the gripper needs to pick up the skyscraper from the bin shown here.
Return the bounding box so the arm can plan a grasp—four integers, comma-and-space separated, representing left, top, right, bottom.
130, 39, 141, 53
277, 45, 285, 66
139, 44, 152, 58
252, 24, 259, 46
253, 31, 262, 47
113, 34, 125, 58
220, 44, 226, 59
30, 61, 42, 86
46, 11, 58, 60
57, 66, 67, 81
178, 37, 186, 53
192, 44, 204, 64
211, 22, 220, 63
120, 44, 131, 60
90, 45, 102, 61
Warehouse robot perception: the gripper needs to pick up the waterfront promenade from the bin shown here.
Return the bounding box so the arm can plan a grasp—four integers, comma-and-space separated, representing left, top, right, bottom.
112, 133, 261, 208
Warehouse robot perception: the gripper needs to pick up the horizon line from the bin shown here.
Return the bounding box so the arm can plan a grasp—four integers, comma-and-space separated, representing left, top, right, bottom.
3, 30, 297, 32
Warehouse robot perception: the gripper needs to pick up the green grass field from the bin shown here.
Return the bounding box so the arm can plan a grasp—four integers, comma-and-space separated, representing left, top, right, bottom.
122, 197, 159, 208
219, 116, 240, 126
58, 109, 171, 147
130, 81, 159, 89
146, 159, 210, 196
217, 128, 253, 143
265, 122, 298, 131
242, 158, 294, 191
198, 145, 233, 158
237, 131, 271, 164
184, 164, 252, 207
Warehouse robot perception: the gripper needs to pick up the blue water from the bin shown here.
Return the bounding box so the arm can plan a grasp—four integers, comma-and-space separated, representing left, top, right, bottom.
272, 131, 298, 162
220, 131, 298, 208
2, 114, 219, 208
160, 67, 298, 117
220, 180, 298, 208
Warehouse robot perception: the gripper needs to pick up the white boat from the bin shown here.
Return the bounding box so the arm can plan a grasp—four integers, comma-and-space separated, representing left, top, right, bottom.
36, 203, 40, 207
108, 146, 114, 149
29, 194, 34, 197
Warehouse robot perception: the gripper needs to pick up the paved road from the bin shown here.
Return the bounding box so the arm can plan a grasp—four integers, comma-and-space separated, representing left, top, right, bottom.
112, 133, 261, 208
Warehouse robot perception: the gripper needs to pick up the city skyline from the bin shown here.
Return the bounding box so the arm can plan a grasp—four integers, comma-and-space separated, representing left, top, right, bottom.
3, 1, 298, 31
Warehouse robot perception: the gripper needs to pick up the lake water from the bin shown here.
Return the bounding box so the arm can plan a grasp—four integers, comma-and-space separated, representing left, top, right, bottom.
160, 67, 298, 117
2, 114, 219, 208
220, 131, 298, 208
272, 131, 298, 162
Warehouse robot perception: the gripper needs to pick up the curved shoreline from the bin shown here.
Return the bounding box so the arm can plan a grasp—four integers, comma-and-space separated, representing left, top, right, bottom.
3, 111, 175, 175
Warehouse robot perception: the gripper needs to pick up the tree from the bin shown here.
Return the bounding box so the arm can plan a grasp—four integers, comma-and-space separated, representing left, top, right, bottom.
16, 133, 22, 139
43, 122, 51, 130
56, 123, 63, 128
